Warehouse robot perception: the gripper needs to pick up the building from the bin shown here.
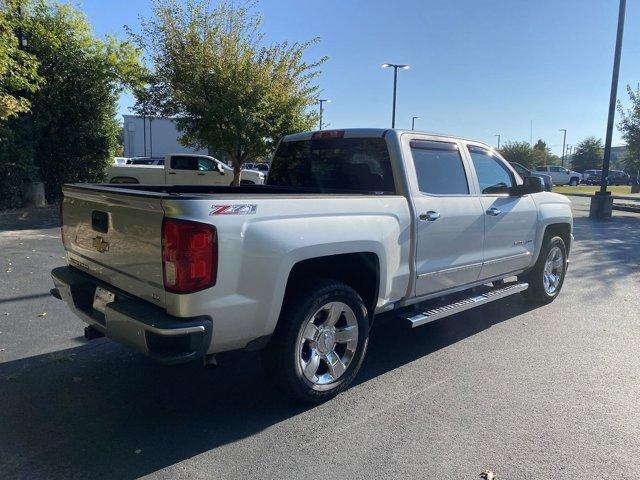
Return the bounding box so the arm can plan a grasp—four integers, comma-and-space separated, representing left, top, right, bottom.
610, 145, 627, 169
122, 115, 207, 158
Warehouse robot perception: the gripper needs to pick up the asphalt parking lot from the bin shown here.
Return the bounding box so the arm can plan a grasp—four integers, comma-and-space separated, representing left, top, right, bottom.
1, 196, 639, 480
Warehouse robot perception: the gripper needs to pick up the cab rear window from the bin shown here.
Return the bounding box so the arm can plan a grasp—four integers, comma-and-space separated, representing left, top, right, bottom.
267, 138, 396, 193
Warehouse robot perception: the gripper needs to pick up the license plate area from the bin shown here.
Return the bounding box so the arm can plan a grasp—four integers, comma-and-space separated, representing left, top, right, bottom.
93, 286, 115, 315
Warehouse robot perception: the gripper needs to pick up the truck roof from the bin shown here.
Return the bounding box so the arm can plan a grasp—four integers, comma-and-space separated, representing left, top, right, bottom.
282, 128, 494, 150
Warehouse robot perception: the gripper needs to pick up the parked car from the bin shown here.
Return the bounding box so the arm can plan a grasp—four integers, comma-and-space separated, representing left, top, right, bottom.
509, 162, 553, 191
582, 169, 601, 184
608, 170, 631, 186
52, 128, 573, 403
107, 154, 265, 185
583, 169, 630, 186
243, 162, 269, 172
535, 165, 582, 186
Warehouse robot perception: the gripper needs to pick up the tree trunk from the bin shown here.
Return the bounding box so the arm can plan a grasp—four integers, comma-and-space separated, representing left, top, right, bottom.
231, 155, 242, 186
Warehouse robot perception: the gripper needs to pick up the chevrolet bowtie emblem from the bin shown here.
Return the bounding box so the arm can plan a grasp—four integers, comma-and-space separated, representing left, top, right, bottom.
92, 235, 110, 253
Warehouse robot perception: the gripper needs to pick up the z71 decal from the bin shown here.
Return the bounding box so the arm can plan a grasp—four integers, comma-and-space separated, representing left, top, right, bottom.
209, 204, 258, 216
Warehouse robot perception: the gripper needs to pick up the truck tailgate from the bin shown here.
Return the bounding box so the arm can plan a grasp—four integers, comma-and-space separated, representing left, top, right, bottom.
61, 186, 166, 307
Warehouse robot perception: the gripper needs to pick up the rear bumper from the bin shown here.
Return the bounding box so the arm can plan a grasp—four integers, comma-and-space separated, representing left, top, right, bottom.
51, 266, 212, 365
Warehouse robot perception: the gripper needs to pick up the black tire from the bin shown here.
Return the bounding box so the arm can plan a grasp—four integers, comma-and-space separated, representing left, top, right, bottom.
519, 235, 567, 305
569, 178, 579, 186
263, 279, 369, 403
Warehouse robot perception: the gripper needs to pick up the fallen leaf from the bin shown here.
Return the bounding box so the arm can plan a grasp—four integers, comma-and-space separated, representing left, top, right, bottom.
72, 377, 82, 383
38, 312, 47, 317
480, 470, 496, 480
134, 449, 142, 454
3, 312, 9, 316
522, 322, 528, 326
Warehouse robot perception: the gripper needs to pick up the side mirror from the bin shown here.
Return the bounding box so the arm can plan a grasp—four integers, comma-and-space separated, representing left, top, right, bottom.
217, 163, 225, 175
511, 176, 544, 196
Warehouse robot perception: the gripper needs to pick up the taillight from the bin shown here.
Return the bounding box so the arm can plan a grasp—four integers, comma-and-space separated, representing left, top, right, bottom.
59, 200, 64, 245
162, 218, 217, 294
311, 130, 345, 139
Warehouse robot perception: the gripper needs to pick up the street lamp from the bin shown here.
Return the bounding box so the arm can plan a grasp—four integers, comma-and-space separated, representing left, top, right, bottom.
317, 99, 331, 130
494, 134, 501, 149
381, 63, 410, 128
411, 116, 420, 130
559, 129, 567, 167
598, 0, 626, 199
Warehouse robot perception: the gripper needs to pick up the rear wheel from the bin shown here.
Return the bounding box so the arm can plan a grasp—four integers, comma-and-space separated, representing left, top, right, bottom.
263, 279, 369, 403
520, 235, 567, 305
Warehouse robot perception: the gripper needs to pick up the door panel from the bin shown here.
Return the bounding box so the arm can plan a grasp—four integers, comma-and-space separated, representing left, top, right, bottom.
414, 196, 485, 295
465, 143, 538, 279
478, 196, 537, 279
167, 156, 200, 185
407, 138, 485, 297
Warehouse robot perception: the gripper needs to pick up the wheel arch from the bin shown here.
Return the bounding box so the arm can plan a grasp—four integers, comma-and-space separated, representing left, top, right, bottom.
282, 252, 381, 326
109, 176, 139, 184
543, 222, 572, 254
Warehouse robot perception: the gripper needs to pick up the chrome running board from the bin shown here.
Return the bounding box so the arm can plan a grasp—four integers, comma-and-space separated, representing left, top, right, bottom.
403, 282, 528, 328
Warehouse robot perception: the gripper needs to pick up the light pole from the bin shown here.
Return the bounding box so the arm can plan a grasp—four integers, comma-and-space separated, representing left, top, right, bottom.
317, 99, 330, 130
559, 129, 567, 167
495, 134, 501, 149
600, 0, 625, 196
411, 116, 420, 130
382, 63, 410, 128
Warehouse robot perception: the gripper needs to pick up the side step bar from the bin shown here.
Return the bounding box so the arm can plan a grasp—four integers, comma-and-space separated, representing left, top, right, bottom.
403, 282, 529, 328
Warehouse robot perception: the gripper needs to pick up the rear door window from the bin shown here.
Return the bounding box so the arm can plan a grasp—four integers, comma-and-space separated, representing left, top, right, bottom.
170, 156, 198, 170
268, 137, 396, 193
409, 140, 469, 195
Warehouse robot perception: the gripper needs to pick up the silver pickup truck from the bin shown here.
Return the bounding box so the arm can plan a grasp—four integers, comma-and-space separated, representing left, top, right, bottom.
51, 128, 573, 402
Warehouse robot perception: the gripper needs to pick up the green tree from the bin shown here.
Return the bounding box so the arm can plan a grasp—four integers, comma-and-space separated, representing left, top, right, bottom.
571, 137, 604, 172
499, 141, 538, 169
13, 0, 145, 202
0, 1, 40, 121
132, 0, 325, 185
617, 85, 640, 178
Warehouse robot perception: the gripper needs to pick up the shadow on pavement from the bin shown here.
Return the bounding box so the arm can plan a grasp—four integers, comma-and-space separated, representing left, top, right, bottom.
569, 211, 640, 298
0, 294, 532, 480
0, 205, 59, 232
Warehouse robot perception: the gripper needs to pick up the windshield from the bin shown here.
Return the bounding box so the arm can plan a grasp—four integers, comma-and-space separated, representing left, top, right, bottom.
268, 137, 396, 193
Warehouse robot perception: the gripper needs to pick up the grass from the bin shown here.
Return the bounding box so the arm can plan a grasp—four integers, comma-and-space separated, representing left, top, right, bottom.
552, 185, 634, 196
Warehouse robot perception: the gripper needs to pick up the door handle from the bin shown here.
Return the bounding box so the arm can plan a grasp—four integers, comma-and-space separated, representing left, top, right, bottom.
419, 211, 441, 221
486, 207, 502, 216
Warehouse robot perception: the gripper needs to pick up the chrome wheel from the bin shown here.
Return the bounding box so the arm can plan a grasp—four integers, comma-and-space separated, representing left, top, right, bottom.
297, 301, 359, 386
543, 246, 564, 295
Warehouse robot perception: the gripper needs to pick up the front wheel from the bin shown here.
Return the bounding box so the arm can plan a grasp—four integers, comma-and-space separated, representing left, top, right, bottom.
263, 279, 369, 403
520, 236, 567, 305
569, 178, 579, 186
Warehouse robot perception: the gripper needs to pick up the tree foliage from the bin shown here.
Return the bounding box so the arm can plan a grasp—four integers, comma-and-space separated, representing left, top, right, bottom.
571, 136, 603, 172
499, 141, 539, 169
132, 0, 326, 184
0, 0, 145, 207
617, 85, 640, 176
0, 1, 41, 122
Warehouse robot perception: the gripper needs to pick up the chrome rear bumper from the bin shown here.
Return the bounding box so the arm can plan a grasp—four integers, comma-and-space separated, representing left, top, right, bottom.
51, 266, 212, 364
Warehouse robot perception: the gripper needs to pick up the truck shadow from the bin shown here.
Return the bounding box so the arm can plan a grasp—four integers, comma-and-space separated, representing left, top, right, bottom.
0, 296, 532, 480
